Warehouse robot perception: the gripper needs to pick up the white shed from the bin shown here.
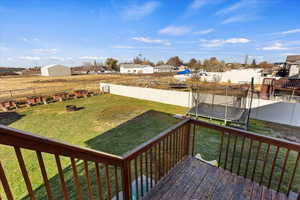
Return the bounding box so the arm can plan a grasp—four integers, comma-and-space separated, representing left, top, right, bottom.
154, 65, 174, 73
120, 64, 154, 74
41, 64, 71, 76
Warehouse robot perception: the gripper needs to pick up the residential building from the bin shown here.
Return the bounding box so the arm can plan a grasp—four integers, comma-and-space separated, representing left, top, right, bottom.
286, 55, 300, 77
154, 65, 174, 73
119, 64, 154, 74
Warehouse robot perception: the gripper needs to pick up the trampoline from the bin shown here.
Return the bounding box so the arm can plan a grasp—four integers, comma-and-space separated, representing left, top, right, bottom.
188, 103, 249, 122
187, 79, 254, 129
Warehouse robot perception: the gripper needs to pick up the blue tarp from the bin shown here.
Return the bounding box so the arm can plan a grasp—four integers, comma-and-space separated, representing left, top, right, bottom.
177, 69, 191, 74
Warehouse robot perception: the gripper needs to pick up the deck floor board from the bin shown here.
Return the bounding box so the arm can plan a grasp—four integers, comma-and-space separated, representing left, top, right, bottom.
144, 157, 291, 200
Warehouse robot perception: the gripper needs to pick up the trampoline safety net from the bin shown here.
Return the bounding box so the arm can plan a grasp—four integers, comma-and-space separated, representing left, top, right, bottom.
187, 83, 253, 129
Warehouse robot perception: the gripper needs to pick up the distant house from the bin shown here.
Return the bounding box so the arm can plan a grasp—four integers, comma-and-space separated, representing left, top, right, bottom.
120, 64, 154, 74
286, 55, 300, 77
212, 69, 264, 84
41, 64, 71, 76
154, 65, 174, 73
289, 61, 300, 77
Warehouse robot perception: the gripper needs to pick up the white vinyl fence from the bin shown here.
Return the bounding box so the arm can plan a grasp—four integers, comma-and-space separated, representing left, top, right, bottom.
100, 83, 192, 107
250, 102, 300, 127
99, 83, 300, 127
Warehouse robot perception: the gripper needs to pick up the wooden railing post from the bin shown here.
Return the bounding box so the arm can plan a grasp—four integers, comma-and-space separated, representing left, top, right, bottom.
121, 159, 130, 200
184, 122, 191, 156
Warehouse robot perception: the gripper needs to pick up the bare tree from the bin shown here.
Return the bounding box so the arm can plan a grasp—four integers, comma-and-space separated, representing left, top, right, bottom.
167, 56, 183, 67
156, 60, 165, 66
105, 58, 119, 71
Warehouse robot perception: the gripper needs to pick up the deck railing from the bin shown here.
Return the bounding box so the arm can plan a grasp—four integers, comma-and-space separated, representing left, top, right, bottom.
0, 126, 124, 200
189, 119, 300, 199
1, 118, 300, 200
121, 119, 190, 199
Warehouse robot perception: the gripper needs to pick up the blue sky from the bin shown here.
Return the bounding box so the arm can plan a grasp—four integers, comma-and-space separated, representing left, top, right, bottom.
0, 0, 300, 67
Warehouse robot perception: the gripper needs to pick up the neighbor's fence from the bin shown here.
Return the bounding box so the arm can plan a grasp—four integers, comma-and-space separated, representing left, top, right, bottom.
251, 101, 300, 127
1, 118, 300, 199
99, 83, 278, 109
99, 83, 300, 128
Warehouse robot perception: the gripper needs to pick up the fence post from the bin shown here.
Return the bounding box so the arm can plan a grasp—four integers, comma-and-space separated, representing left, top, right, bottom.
121, 159, 130, 200
184, 121, 191, 156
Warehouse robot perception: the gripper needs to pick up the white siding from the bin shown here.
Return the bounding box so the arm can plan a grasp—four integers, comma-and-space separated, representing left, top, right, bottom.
289, 65, 300, 77
208, 69, 264, 84
120, 66, 154, 74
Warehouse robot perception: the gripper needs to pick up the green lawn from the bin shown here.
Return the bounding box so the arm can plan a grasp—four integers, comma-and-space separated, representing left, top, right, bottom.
0, 94, 186, 199
0, 94, 299, 199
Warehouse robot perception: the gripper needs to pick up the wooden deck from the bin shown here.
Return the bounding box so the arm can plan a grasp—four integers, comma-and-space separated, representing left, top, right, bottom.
144, 157, 291, 200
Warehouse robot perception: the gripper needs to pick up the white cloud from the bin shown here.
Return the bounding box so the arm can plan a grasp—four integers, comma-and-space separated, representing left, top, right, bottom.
48, 56, 65, 61
23, 38, 40, 43
32, 48, 58, 54
221, 15, 254, 24
200, 38, 250, 47
132, 37, 171, 45
0, 45, 8, 51
112, 45, 135, 49
259, 43, 288, 51
19, 56, 41, 60
216, 0, 260, 15
225, 38, 250, 43
248, 55, 264, 60
274, 29, 300, 35
188, 0, 224, 10
79, 56, 106, 60
287, 40, 300, 45
280, 52, 300, 56
158, 26, 190, 36
194, 28, 215, 35
121, 1, 160, 20
217, 0, 265, 25
189, 0, 208, 9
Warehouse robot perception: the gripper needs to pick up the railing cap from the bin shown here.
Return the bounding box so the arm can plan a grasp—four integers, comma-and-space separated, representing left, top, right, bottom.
190, 119, 300, 152
0, 125, 123, 165
122, 118, 190, 160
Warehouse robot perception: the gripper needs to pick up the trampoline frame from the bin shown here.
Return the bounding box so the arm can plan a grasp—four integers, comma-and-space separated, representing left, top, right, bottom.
187, 78, 254, 130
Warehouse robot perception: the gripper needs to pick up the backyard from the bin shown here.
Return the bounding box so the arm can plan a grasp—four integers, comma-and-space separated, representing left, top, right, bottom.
0, 74, 176, 100
0, 94, 299, 199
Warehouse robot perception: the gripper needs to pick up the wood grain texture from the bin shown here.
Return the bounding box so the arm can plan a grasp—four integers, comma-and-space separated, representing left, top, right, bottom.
36, 151, 53, 200
15, 147, 36, 200
84, 161, 93, 200
143, 157, 290, 200
0, 161, 13, 200
70, 158, 83, 200
104, 164, 111, 200
55, 154, 69, 200
94, 162, 103, 200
